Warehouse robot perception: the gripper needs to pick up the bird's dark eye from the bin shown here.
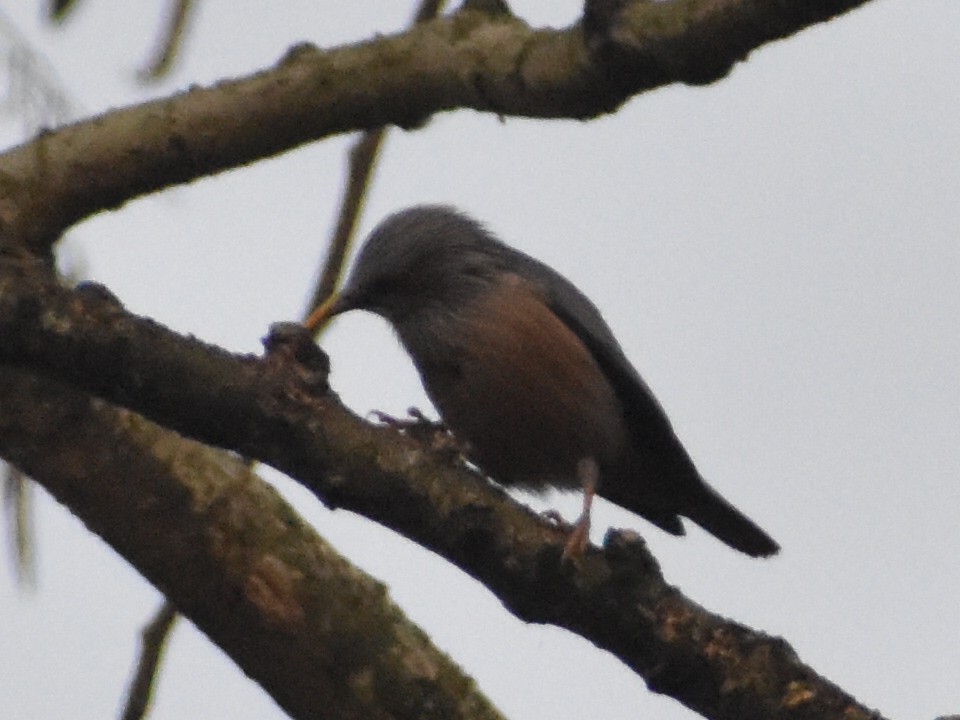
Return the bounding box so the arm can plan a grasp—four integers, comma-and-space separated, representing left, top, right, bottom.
461, 259, 496, 280
463, 264, 484, 278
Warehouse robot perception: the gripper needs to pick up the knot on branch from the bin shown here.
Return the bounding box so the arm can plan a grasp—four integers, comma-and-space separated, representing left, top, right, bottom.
581, 0, 752, 89
262, 322, 331, 394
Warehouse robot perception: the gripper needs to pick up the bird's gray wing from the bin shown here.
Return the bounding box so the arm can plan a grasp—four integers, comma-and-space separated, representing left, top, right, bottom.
505, 249, 780, 556
506, 251, 684, 450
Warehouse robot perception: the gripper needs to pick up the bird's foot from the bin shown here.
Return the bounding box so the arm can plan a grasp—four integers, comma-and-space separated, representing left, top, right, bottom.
370, 408, 468, 460
561, 513, 591, 563
370, 406, 437, 429
540, 509, 573, 530
561, 457, 599, 563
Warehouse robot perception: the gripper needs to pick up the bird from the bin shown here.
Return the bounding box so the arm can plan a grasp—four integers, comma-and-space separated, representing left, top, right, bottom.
306, 205, 779, 559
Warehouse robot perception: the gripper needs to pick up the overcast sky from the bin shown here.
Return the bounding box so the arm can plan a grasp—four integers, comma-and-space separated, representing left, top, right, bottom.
2, 2, 958, 719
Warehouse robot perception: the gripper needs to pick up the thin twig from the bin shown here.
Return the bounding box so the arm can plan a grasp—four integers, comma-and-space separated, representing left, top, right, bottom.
139, 0, 195, 81
413, 0, 447, 23
48, 0, 81, 23
3, 467, 35, 589
120, 600, 179, 720
304, 0, 449, 330
306, 128, 386, 321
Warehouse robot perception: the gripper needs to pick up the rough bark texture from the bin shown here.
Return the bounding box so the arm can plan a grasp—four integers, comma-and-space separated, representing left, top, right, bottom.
0, 252, 886, 720
0, 365, 503, 720
0, 0, 873, 252
0, 1, 905, 718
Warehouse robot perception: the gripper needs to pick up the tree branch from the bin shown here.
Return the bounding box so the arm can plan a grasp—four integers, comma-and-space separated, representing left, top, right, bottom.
2, 464, 35, 587
0, 0, 874, 252
0, 250, 503, 719
306, 0, 449, 318
138, 0, 197, 81
0, 240, 885, 720
120, 601, 179, 720
0, 359, 505, 720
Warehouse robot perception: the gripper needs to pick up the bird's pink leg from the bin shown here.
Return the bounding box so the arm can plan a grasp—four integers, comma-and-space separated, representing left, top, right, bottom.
563, 457, 598, 561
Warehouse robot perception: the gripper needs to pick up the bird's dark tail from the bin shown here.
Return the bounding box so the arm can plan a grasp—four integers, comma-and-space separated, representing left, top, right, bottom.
682, 481, 779, 558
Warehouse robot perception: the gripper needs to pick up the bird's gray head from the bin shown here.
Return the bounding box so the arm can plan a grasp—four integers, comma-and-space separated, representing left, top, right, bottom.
334, 205, 511, 324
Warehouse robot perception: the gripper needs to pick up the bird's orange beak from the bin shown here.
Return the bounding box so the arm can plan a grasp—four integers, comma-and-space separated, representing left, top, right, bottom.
304, 293, 342, 333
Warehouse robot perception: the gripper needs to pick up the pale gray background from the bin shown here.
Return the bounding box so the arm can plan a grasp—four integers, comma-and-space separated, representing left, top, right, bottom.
1, 2, 958, 719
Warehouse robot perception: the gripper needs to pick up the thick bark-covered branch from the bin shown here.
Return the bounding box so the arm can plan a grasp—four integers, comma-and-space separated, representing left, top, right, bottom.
0, 370, 503, 720
0, 245, 886, 720
0, 0, 874, 252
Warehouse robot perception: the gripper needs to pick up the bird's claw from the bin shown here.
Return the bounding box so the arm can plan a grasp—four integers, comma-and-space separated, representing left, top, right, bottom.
370, 408, 468, 460
561, 514, 591, 563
